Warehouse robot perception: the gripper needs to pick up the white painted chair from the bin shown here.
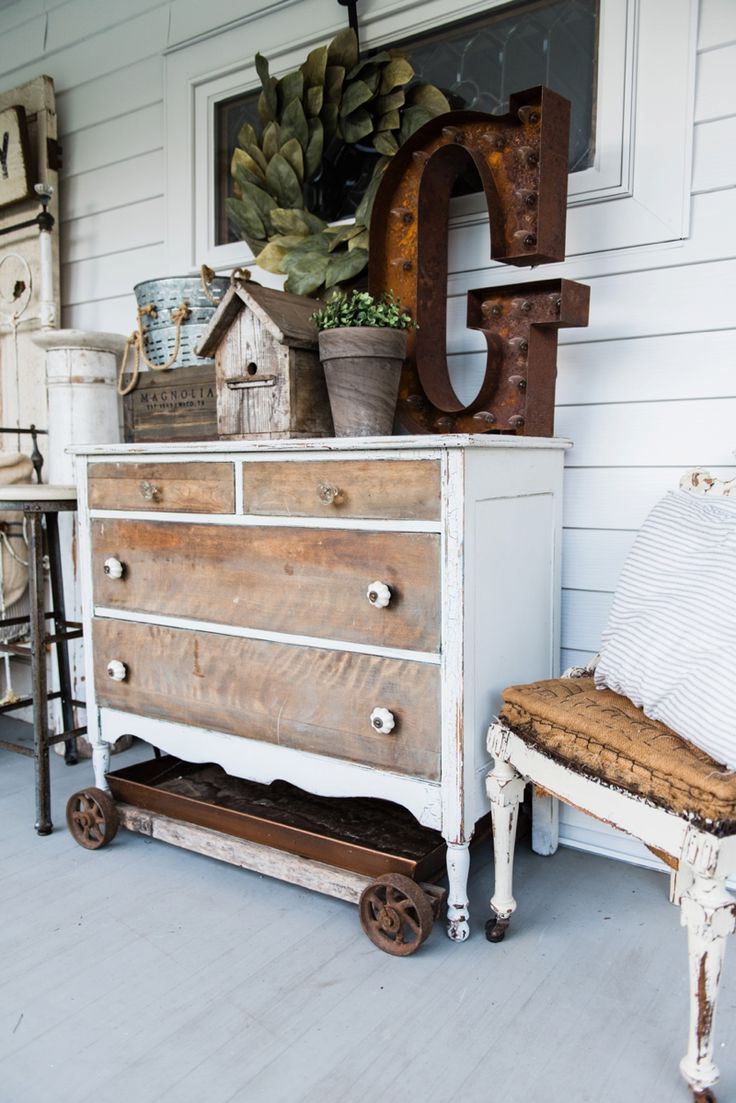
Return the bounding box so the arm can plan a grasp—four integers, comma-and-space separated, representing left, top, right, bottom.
485, 469, 736, 1103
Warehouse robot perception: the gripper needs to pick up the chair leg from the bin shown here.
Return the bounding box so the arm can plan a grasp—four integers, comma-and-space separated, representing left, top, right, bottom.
679, 871, 736, 1102
485, 739, 525, 943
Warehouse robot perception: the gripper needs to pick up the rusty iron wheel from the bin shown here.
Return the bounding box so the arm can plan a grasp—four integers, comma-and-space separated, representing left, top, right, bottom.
66, 788, 119, 850
359, 873, 434, 956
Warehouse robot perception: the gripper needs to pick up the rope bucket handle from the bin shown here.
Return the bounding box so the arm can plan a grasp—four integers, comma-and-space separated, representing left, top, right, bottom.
118, 267, 252, 396
117, 300, 191, 396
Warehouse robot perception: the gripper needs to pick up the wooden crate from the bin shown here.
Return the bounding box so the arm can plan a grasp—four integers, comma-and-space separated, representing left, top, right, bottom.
122, 364, 218, 443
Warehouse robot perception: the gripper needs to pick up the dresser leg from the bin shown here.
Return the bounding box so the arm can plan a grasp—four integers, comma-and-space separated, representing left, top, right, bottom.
92, 741, 112, 791
445, 841, 471, 941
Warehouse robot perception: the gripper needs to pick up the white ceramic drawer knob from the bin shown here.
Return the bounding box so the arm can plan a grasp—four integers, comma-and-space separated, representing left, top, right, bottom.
106, 660, 128, 682
367, 581, 392, 608
370, 707, 395, 734
103, 557, 124, 580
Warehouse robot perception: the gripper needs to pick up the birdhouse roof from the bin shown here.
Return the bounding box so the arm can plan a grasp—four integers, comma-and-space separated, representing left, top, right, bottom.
196, 281, 320, 358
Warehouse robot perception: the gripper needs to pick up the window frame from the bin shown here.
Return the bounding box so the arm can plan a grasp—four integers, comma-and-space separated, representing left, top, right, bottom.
163, 0, 697, 278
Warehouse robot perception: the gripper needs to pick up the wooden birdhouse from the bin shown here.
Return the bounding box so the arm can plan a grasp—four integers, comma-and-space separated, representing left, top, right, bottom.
196, 282, 334, 440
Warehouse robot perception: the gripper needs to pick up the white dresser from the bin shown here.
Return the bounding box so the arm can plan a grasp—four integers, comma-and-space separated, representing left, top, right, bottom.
74, 434, 568, 939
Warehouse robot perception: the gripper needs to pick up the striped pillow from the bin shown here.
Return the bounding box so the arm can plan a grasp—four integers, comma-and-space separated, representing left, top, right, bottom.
595, 489, 736, 769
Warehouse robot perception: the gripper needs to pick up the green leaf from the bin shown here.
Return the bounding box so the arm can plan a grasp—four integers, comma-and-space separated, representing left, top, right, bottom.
409, 82, 451, 116
399, 104, 432, 144
327, 27, 358, 71
280, 97, 309, 150
320, 103, 339, 145
305, 85, 323, 117
226, 196, 266, 242
324, 66, 345, 103
346, 51, 390, 80
299, 209, 328, 234
265, 153, 304, 208
354, 162, 388, 224
279, 137, 304, 183
376, 109, 400, 132
348, 228, 369, 252
241, 142, 268, 174
237, 121, 258, 149
325, 222, 364, 252
254, 241, 288, 274
239, 180, 278, 230
379, 57, 414, 94
232, 160, 266, 192
277, 70, 304, 112
324, 246, 369, 289
262, 121, 281, 161
255, 53, 271, 90
374, 90, 405, 114
283, 249, 330, 296
340, 79, 374, 118
258, 82, 278, 124
271, 233, 314, 248
301, 44, 328, 88
270, 207, 312, 235
305, 118, 324, 178
231, 147, 266, 182
340, 106, 373, 144
287, 234, 330, 256
373, 130, 398, 155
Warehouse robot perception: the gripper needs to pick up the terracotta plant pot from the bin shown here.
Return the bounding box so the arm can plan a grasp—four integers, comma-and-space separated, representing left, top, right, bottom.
318, 327, 408, 437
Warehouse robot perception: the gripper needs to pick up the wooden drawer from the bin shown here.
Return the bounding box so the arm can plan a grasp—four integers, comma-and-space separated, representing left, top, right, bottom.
94, 619, 441, 780
242, 458, 441, 521
88, 462, 235, 514
91, 519, 440, 652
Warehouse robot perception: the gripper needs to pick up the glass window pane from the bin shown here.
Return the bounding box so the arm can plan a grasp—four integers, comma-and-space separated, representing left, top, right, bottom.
215, 0, 599, 244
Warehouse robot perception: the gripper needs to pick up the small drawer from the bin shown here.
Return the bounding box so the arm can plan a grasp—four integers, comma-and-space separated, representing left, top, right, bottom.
94, 619, 441, 781
88, 461, 235, 514
242, 458, 441, 521
91, 519, 440, 653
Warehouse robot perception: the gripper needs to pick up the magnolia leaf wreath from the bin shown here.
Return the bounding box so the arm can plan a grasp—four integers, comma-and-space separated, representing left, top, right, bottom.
226, 27, 450, 297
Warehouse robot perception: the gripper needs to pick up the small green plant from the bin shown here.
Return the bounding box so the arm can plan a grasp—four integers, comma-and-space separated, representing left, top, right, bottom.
311, 290, 417, 331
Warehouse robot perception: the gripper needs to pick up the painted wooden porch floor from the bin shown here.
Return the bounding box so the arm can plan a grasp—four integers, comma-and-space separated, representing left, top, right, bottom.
2, 726, 736, 1103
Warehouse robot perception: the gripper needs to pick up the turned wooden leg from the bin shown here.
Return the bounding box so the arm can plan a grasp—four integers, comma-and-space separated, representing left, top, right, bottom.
531, 788, 559, 856
446, 841, 471, 942
679, 871, 736, 1101
485, 739, 525, 943
92, 740, 112, 791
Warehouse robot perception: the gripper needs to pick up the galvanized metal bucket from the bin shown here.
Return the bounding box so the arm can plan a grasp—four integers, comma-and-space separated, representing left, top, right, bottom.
134, 272, 230, 370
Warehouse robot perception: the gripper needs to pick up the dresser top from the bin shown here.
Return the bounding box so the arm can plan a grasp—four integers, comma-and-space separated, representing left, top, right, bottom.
71, 433, 571, 457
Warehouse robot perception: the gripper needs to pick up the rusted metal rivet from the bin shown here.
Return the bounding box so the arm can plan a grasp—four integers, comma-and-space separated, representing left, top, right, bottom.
403, 211, 413, 224
402, 260, 413, 272
521, 301, 532, 313
520, 340, 529, 354
413, 150, 430, 165
434, 417, 454, 430
527, 152, 539, 167
494, 137, 505, 151
555, 298, 562, 312
525, 192, 538, 207
523, 234, 536, 248
404, 394, 425, 408
442, 126, 464, 144
509, 415, 525, 428
529, 111, 540, 124
473, 411, 496, 424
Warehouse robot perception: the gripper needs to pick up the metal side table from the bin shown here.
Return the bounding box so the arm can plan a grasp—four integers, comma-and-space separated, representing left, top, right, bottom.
0, 485, 85, 834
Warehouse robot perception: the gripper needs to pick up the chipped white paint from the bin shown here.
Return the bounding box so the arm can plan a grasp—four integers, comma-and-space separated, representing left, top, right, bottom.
486, 715, 736, 1099
77, 436, 567, 941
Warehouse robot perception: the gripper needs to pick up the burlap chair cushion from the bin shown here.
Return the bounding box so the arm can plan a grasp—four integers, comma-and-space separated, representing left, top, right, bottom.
499, 677, 736, 835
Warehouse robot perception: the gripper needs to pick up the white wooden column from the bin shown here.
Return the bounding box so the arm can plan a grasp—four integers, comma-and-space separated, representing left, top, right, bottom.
32, 330, 125, 731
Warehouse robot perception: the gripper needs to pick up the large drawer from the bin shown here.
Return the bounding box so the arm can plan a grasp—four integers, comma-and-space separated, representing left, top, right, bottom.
91, 519, 440, 652
94, 619, 441, 780
88, 462, 235, 514
242, 458, 441, 521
